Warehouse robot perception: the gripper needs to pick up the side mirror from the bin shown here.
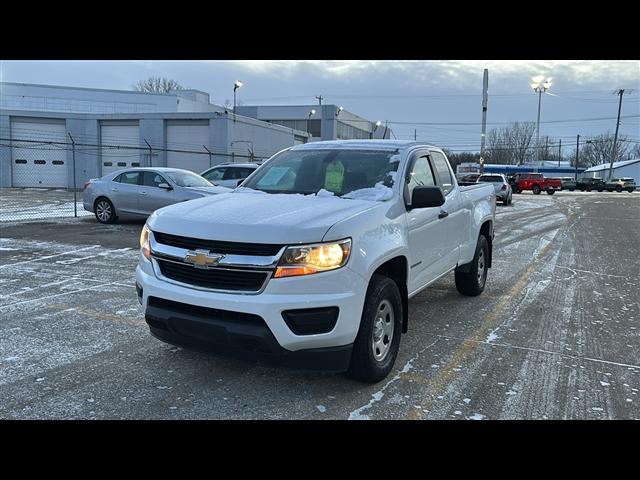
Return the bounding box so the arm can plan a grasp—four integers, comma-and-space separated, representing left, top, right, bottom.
409, 186, 445, 210
158, 183, 173, 190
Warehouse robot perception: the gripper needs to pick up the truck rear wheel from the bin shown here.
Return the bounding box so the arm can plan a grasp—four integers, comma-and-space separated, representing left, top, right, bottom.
455, 235, 489, 297
532, 185, 541, 195
347, 274, 403, 383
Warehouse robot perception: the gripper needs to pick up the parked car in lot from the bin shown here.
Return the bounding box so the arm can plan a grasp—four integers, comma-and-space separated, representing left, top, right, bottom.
557, 177, 575, 190
476, 173, 512, 205
136, 140, 496, 382
83, 168, 231, 224
511, 173, 561, 195
563, 177, 606, 192
200, 163, 260, 188
605, 177, 636, 192
459, 173, 481, 183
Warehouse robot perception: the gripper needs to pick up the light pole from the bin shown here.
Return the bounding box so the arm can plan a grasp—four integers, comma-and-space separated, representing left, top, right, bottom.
530, 75, 552, 168
335, 106, 343, 117
307, 109, 316, 138
233, 80, 243, 122
370, 120, 382, 139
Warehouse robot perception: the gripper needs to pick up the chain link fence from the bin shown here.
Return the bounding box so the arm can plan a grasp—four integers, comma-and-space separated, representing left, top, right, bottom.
0, 136, 266, 223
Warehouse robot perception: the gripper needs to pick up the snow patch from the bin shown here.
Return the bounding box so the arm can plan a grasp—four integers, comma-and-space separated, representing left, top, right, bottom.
316, 405, 326, 413
342, 182, 394, 202
469, 413, 486, 420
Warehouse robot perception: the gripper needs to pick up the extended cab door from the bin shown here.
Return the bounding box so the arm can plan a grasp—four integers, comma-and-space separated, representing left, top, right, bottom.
405, 151, 451, 294
430, 150, 465, 270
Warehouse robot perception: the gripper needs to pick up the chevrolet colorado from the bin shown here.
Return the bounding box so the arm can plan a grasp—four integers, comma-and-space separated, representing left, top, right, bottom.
136, 140, 496, 382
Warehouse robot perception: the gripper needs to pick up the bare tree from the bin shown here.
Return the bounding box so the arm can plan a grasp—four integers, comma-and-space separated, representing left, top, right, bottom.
133, 76, 184, 94
569, 133, 631, 168
631, 143, 640, 159
485, 122, 537, 165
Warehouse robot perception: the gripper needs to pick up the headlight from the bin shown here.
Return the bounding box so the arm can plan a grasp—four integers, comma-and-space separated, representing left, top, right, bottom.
274, 239, 351, 278
140, 224, 151, 260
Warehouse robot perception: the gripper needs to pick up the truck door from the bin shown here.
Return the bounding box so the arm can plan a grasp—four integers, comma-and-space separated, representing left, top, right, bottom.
405, 152, 450, 293
430, 150, 464, 270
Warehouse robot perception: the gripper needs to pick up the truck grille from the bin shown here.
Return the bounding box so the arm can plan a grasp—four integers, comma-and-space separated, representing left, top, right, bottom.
156, 259, 269, 292
153, 231, 284, 256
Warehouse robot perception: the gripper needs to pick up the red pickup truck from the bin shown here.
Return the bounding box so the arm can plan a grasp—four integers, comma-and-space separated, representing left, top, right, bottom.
510, 173, 562, 195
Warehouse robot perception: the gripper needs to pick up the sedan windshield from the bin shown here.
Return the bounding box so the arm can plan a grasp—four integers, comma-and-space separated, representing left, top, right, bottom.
166, 171, 213, 188
240, 149, 400, 200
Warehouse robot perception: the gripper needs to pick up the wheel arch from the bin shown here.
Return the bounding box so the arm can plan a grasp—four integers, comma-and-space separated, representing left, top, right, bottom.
371, 256, 409, 334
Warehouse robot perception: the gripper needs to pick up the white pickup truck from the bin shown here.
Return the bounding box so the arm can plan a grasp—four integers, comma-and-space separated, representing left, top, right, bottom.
136, 140, 496, 382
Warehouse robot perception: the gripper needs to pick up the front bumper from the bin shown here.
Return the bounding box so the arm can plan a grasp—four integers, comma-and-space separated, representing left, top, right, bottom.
136, 255, 367, 369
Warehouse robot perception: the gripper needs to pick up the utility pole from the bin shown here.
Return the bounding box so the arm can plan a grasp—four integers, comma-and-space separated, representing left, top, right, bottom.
382, 121, 388, 139
575, 134, 580, 180
608, 88, 631, 180
545, 135, 549, 161
558, 138, 562, 167
315, 95, 324, 106
68, 133, 77, 218
480, 69, 489, 175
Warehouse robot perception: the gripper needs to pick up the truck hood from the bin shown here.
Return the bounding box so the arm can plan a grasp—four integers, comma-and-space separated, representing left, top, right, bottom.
148, 191, 379, 244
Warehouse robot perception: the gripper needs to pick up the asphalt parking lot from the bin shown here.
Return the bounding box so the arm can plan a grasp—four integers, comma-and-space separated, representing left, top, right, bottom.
1, 190, 639, 419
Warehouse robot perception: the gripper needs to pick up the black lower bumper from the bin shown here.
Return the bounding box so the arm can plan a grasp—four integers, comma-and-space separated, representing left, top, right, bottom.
144, 297, 353, 372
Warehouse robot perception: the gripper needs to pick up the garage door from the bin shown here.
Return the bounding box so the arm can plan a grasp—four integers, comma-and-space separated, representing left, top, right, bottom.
166, 122, 210, 173
11, 120, 68, 188
101, 124, 140, 176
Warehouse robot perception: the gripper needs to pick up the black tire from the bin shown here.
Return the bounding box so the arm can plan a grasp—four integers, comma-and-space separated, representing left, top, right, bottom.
569, 188, 575, 192
616, 185, 622, 192
546, 189, 555, 195
508, 194, 513, 205
586, 186, 592, 192
502, 197, 509, 206
513, 188, 521, 194
455, 235, 489, 297
532, 185, 541, 195
347, 274, 403, 383
94, 197, 116, 224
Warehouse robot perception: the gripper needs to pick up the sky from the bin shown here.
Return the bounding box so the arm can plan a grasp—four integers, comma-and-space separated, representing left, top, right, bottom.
1, 60, 639, 154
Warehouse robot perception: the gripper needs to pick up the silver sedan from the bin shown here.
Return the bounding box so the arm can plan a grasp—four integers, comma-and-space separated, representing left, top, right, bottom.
477, 173, 513, 205
83, 167, 231, 224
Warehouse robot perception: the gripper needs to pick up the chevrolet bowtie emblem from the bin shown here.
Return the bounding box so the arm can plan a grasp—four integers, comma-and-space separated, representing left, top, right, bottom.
184, 249, 224, 268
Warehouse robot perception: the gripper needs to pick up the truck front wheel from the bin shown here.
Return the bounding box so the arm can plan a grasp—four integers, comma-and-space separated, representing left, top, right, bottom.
532, 185, 541, 195
455, 235, 489, 297
347, 274, 403, 383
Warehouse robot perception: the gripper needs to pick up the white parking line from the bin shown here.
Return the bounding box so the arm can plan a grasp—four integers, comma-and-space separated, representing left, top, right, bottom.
0, 282, 126, 308
0, 245, 100, 269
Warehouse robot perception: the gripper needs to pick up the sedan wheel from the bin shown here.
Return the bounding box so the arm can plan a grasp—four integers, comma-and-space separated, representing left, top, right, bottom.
95, 198, 116, 224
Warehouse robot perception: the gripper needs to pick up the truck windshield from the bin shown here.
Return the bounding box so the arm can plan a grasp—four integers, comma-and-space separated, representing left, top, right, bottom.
240, 149, 400, 200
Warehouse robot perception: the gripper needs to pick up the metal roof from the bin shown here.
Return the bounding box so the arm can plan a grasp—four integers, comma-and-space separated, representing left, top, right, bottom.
584, 158, 640, 172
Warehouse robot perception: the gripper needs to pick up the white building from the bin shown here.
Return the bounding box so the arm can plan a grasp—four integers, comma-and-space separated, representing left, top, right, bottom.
583, 158, 640, 184
0, 82, 309, 188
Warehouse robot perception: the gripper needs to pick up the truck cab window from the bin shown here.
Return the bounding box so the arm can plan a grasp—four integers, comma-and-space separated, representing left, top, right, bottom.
406, 156, 436, 204
430, 151, 454, 195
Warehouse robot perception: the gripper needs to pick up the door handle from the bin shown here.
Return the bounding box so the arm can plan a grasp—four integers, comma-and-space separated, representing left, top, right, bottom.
139, 191, 147, 195
438, 210, 449, 219
111, 188, 119, 192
